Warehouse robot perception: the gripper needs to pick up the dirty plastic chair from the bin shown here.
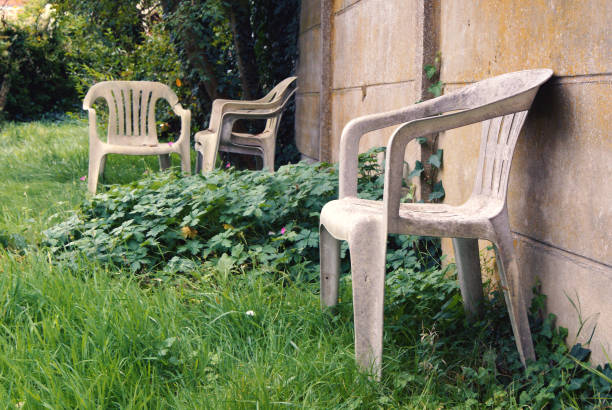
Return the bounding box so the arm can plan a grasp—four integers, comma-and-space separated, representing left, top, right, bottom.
194, 76, 297, 173
319, 69, 553, 379
83, 81, 191, 194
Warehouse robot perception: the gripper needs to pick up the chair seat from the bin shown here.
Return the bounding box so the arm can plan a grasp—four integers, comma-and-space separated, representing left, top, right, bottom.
100, 140, 178, 156
320, 196, 503, 241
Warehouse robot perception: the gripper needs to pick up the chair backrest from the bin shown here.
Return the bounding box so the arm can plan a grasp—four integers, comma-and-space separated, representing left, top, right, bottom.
454, 70, 554, 201
83, 81, 179, 146
472, 110, 528, 200
382, 69, 552, 223
262, 77, 297, 134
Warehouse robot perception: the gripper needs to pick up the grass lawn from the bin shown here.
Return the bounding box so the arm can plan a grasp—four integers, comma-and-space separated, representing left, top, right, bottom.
0, 119, 609, 408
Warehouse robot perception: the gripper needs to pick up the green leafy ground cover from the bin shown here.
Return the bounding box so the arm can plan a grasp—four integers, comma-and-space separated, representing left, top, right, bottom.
0, 120, 610, 408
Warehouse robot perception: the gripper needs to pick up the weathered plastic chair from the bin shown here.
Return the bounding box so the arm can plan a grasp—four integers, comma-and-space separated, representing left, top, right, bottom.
319, 69, 553, 379
194, 76, 297, 173
83, 81, 191, 194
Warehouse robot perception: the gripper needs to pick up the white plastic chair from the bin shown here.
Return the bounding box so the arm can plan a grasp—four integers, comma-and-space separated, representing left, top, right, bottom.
194, 76, 297, 173
83, 81, 191, 194
319, 69, 553, 379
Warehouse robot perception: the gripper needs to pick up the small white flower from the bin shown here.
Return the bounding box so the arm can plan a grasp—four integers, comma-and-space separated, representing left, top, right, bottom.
245, 310, 255, 317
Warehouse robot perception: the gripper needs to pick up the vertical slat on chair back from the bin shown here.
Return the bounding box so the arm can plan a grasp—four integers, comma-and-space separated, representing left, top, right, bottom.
105, 83, 161, 145
473, 110, 528, 200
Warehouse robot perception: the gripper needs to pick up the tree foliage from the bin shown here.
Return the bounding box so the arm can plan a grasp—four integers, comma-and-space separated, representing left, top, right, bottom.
0, 1, 78, 120
2, 0, 301, 165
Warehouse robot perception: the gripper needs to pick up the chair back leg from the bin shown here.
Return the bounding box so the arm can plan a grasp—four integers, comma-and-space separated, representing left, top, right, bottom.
452, 238, 484, 317
320, 225, 341, 307
491, 215, 536, 365
158, 154, 171, 170
179, 141, 191, 174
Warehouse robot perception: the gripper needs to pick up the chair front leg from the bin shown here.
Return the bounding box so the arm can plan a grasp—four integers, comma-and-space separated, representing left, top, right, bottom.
194, 132, 220, 174
348, 217, 387, 380
260, 134, 276, 172
88, 151, 105, 194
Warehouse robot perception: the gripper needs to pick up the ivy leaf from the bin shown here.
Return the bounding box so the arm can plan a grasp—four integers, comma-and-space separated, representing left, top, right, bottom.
427, 81, 443, 97
429, 181, 445, 201
569, 343, 591, 362
424, 64, 437, 80
407, 161, 424, 179
428, 149, 443, 169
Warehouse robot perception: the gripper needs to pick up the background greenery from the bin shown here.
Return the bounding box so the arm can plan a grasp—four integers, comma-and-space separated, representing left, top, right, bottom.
0, 0, 301, 165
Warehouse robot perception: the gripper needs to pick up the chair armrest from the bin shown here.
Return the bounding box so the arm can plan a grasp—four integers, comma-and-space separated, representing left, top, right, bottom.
172, 103, 191, 144
222, 90, 296, 120
382, 101, 526, 223
208, 98, 270, 133
84, 108, 100, 144
215, 88, 297, 144
339, 94, 457, 198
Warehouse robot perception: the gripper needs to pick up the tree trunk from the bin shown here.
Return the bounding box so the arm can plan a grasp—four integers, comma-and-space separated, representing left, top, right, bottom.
227, 0, 260, 100
183, 37, 221, 101
0, 73, 10, 113
160, 0, 222, 101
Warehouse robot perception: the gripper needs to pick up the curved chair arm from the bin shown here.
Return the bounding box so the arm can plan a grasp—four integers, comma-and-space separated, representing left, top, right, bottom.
172, 103, 191, 144
208, 98, 272, 133
83, 87, 105, 144
221, 88, 297, 121
339, 94, 458, 198
207, 77, 297, 131
216, 88, 297, 145
84, 107, 101, 144
382, 97, 533, 227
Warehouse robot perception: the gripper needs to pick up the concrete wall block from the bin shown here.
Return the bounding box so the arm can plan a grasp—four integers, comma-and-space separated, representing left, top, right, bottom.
297, 27, 322, 94
295, 93, 321, 159
332, 0, 418, 89
440, 0, 612, 82
508, 81, 612, 264
440, 81, 611, 263
300, 0, 321, 33
333, 0, 360, 13
330, 82, 419, 161
516, 235, 612, 365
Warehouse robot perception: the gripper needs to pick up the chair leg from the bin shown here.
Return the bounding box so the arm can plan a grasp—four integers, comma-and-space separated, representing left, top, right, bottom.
87, 152, 104, 194
99, 155, 107, 180
452, 238, 483, 317
194, 132, 219, 174
492, 229, 535, 365
158, 154, 171, 170
320, 224, 341, 308
195, 151, 203, 174
348, 219, 387, 380
178, 142, 191, 174
260, 136, 276, 172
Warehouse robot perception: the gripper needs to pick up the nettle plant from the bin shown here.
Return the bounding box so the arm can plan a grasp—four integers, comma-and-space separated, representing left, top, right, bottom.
44, 149, 439, 279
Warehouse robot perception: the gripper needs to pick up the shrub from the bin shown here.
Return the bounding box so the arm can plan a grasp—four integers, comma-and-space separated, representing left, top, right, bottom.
43, 149, 436, 279
0, 7, 79, 121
